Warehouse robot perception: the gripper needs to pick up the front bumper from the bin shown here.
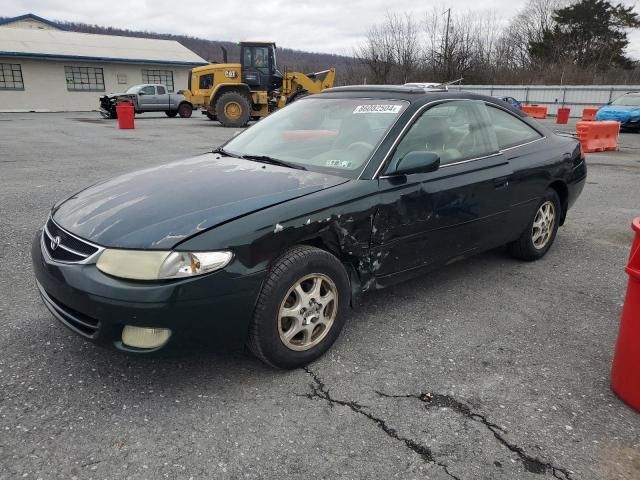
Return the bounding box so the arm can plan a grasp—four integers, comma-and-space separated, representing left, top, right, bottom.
31, 232, 265, 351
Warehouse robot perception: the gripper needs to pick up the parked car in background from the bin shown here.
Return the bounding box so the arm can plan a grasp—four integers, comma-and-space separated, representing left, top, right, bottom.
500, 96, 522, 110
99, 84, 194, 119
33, 86, 586, 369
595, 92, 640, 131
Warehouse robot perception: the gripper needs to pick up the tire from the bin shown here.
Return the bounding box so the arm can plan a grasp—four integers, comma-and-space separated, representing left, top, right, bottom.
206, 112, 216, 121
247, 246, 350, 369
178, 103, 193, 118
165, 111, 178, 118
509, 188, 561, 261
215, 91, 251, 127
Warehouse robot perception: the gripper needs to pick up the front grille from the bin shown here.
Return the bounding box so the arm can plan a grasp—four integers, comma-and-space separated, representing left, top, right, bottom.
36, 282, 100, 338
43, 218, 99, 263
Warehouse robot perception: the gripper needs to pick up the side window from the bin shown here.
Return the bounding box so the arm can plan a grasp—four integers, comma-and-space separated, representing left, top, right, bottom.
140, 86, 155, 95
157, 86, 166, 95
486, 105, 542, 149
199, 74, 213, 89
253, 47, 269, 71
392, 101, 498, 167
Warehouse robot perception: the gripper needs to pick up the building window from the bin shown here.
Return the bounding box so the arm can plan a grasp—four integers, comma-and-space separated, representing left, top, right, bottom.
64, 66, 105, 91
142, 69, 174, 92
0, 63, 24, 90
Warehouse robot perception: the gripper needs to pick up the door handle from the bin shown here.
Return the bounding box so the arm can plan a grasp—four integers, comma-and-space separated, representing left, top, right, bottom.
493, 177, 509, 189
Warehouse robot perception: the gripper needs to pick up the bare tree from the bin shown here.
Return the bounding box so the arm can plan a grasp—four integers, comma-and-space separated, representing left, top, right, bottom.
356, 12, 422, 84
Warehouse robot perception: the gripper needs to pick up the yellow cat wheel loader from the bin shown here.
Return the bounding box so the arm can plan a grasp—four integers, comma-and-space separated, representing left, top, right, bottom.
182, 41, 336, 127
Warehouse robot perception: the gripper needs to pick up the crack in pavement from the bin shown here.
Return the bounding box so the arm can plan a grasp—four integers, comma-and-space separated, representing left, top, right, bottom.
302, 367, 461, 480
376, 391, 574, 480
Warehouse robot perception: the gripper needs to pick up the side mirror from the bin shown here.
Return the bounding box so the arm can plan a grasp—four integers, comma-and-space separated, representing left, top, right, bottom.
138, 91, 145, 96
394, 151, 440, 175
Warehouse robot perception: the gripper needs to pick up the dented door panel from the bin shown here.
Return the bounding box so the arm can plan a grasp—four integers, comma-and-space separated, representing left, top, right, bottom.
371, 155, 513, 281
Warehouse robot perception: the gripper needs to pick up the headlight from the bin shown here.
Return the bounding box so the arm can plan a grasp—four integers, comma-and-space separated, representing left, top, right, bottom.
96, 249, 233, 280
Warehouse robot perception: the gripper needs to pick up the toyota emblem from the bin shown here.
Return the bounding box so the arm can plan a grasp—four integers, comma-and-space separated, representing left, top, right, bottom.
50, 236, 61, 251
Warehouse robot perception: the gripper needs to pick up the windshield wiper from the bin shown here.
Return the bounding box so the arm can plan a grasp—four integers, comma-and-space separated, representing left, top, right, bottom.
213, 148, 306, 170
240, 154, 307, 171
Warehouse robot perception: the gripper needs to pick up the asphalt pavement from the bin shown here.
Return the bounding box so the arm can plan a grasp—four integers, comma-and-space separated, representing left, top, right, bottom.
1, 111, 639, 479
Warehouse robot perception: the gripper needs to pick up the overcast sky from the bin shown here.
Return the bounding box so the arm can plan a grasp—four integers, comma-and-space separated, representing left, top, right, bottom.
3, 0, 640, 58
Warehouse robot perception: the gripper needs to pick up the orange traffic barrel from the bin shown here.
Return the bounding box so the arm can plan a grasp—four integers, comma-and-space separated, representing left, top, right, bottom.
611, 218, 640, 412
582, 108, 598, 121
116, 101, 135, 129
557, 108, 570, 124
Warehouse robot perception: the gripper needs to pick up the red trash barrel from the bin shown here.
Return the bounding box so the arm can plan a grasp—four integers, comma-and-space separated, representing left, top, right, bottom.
557, 108, 570, 124
116, 101, 135, 129
611, 217, 640, 411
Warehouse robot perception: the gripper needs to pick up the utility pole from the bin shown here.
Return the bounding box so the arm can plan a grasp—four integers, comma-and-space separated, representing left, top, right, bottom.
443, 8, 451, 81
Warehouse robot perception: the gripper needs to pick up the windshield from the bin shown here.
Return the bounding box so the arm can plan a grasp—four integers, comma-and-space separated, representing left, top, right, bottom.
125, 86, 139, 94
611, 94, 640, 107
222, 97, 408, 178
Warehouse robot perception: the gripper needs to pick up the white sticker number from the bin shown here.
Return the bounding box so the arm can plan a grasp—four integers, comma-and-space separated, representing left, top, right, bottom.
353, 104, 402, 114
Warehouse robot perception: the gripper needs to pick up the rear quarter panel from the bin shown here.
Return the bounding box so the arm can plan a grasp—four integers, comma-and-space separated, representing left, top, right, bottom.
506, 131, 584, 239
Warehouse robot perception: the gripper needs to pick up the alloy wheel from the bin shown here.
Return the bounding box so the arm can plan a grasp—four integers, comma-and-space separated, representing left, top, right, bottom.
278, 273, 338, 352
532, 200, 556, 249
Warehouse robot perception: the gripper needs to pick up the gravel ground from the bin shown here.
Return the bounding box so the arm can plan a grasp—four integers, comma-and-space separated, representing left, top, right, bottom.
1, 111, 639, 480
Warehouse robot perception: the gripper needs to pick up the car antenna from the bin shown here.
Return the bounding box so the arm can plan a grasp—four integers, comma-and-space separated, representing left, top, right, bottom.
436, 77, 464, 89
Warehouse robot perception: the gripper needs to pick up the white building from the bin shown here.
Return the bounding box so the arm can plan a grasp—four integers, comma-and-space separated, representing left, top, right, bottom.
0, 14, 207, 112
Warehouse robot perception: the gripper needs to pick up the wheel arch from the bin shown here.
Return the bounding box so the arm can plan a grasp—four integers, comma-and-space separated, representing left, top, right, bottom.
295, 236, 363, 309
548, 180, 569, 225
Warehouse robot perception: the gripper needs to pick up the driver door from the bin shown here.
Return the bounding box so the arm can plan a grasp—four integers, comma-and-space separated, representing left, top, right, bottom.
372, 100, 513, 281
241, 46, 278, 91
138, 85, 157, 110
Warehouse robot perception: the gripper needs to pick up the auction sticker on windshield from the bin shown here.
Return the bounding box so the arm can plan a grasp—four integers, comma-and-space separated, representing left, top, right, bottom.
353, 104, 403, 114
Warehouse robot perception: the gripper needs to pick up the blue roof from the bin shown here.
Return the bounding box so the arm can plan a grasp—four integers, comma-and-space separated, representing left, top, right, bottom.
0, 14, 68, 31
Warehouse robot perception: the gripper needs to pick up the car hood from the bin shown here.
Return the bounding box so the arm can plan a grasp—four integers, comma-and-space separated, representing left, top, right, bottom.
52, 154, 349, 249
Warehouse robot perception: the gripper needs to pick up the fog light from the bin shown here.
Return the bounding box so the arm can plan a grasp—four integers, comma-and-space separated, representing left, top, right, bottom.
121, 326, 171, 349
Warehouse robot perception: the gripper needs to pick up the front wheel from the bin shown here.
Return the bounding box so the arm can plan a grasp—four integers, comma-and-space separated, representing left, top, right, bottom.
215, 91, 251, 127
165, 111, 178, 118
509, 189, 561, 261
178, 103, 193, 118
247, 246, 350, 369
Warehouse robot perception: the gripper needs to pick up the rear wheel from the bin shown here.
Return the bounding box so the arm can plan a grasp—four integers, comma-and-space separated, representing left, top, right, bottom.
165, 111, 178, 118
509, 189, 561, 261
178, 103, 193, 118
247, 246, 350, 369
215, 91, 251, 128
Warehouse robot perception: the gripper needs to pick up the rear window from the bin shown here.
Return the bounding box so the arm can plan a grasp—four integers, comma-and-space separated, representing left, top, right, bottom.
487, 105, 542, 149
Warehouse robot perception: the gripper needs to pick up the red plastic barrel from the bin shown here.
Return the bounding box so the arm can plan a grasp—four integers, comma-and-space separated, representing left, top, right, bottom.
557, 108, 570, 124
116, 101, 135, 129
611, 218, 640, 411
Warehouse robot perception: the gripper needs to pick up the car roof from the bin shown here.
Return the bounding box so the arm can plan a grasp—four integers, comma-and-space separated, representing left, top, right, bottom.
317, 85, 528, 117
